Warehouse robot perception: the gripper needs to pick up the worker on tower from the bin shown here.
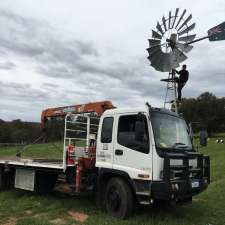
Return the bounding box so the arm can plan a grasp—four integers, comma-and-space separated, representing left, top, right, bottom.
173, 64, 189, 101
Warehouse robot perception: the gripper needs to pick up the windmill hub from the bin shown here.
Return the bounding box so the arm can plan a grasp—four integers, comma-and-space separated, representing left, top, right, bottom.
167, 33, 178, 50
161, 30, 178, 53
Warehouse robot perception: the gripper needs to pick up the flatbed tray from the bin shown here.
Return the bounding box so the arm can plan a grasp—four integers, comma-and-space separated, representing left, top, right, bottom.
0, 156, 64, 170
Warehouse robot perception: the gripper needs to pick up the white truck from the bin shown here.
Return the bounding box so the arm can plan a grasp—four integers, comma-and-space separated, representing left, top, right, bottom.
0, 102, 210, 219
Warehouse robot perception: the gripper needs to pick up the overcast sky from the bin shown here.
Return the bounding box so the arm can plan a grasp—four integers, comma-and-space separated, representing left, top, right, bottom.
0, 0, 225, 122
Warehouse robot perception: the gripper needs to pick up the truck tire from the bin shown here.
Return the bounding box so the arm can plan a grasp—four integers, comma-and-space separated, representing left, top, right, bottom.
105, 177, 133, 219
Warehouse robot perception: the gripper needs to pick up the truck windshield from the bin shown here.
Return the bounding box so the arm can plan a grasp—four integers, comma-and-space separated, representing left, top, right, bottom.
151, 112, 192, 150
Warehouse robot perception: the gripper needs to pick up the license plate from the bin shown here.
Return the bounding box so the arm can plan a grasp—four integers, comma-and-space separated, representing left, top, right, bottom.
191, 181, 199, 188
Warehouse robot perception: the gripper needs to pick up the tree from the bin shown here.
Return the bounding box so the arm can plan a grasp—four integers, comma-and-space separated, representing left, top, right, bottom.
180, 92, 225, 136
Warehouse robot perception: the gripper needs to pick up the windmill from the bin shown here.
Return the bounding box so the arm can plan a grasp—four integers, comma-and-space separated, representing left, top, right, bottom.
147, 8, 225, 113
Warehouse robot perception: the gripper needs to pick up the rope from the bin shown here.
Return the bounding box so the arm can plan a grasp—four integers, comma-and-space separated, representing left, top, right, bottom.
16, 134, 44, 157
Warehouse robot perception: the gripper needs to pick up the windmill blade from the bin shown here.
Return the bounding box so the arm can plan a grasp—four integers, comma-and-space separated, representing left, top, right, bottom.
154, 53, 179, 72
171, 8, 179, 29
147, 42, 165, 50
148, 49, 165, 69
160, 53, 174, 72
147, 45, 163, 57
169, 54, 180, 70
162, 16, 167, 32
156, 21, 164, 35
151, 53, 165, 71
148, 39, 161, 47
178, 23, 196, 36
147, 45, 162, 56
148, 49, 163, 66
168, 11, 172, 29
178, 34, 196, 42
171, 47, 187, 64
175, 9, 186, 29
152, 29, 162, 39
176, 42, 193, 53
178, 14, 192, 31
149, 51, 162, 64
154, 57, 169, 72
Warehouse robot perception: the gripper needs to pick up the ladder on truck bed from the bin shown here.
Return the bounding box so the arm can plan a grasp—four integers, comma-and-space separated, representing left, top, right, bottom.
62, 113, 100, 171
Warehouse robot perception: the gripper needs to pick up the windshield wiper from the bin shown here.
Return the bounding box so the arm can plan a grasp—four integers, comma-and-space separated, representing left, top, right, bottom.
172, 142, 188, 149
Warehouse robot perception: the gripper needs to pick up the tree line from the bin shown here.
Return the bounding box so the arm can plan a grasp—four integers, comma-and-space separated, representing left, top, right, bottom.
0, 119, 41, 144
0, 92, 224, 144
0, 118, 65, 145
179, 92, 225, 136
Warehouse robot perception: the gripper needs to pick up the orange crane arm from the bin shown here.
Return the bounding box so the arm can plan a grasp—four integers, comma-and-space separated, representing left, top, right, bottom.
41, 100, 115, 129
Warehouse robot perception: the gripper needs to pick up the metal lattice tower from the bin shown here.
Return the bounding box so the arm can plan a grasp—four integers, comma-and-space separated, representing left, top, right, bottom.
163, 70, 178, 114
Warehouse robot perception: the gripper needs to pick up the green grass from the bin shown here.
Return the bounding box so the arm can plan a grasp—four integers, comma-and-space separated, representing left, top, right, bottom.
0, 140, 86, 159
0, 137, 225, 224
0, 142, 63, 159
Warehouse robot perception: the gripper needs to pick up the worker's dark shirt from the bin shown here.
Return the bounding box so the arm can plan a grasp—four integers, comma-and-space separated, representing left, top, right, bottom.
177, 69, 189, 83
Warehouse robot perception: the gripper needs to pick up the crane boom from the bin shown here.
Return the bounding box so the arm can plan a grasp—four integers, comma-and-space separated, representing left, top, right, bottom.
41, 100, 115, 129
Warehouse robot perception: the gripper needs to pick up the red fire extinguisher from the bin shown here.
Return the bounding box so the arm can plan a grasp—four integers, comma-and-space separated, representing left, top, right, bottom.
66, 143, 75, 165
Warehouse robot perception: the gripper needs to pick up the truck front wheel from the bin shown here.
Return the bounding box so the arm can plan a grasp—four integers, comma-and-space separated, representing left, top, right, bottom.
105, 177, 133, 219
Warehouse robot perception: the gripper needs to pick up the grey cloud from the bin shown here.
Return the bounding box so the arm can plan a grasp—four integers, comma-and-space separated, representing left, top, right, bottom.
37, 64, 74, 79
0, 8, 163, 104
0, 9, 46, 29
0, 9, 98, 70
0, 102, 28, 113
0, 81, 50, 102
0, 9, 144, 84
0, 61, 16, 70
42, 83, 59, 88
193, 71, 225, 83
0, 50, 7, 56
0, 80, 80, 121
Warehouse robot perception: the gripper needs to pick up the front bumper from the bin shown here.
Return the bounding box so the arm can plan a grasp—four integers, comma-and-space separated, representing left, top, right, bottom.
151, 152, 210, 201
151, 178, 208, 201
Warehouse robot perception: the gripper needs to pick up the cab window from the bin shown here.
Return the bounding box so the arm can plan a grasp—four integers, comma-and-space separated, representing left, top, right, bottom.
117, 114, 149, 154
101, 117, 114, 143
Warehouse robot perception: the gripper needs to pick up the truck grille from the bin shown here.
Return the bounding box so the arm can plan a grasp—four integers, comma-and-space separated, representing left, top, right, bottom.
163, 152, 210, 183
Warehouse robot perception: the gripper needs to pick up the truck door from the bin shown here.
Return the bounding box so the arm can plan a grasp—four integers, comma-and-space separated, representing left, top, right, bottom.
113, 113, 152, 179
96, 116, 114, 168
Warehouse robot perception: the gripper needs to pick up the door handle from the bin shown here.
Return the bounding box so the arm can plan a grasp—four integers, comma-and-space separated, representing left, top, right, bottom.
115, 149, 123, 156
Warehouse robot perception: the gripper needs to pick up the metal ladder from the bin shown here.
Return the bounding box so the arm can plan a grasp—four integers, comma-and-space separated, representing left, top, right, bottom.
162, 70, 178, 114
62, 113, 99, 171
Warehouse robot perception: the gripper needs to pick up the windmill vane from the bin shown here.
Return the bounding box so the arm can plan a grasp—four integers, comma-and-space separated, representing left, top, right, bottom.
209, 26, 222, 36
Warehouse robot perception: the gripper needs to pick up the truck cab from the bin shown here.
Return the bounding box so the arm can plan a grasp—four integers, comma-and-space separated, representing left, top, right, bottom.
96, 105, 210, 218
